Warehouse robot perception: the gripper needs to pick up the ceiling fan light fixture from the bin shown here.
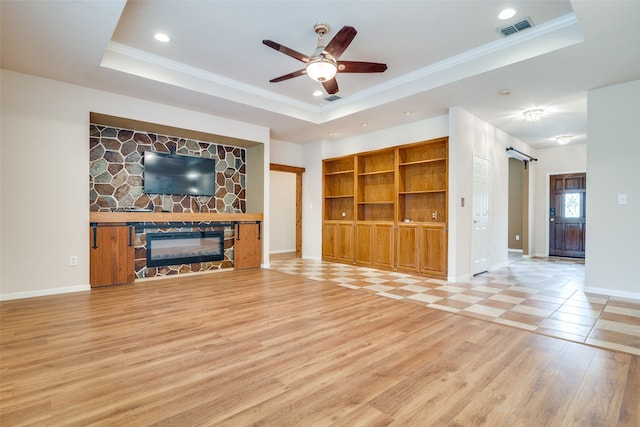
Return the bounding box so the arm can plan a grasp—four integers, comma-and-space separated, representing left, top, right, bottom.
523, 108, 544, 122
306, 57, 337, 82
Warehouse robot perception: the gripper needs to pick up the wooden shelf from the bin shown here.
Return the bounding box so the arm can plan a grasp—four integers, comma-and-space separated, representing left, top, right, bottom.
322, 137, 448, 277
399, 157, 446, 166
325, 169, 354, 176
358, 169, 395, 176
399, 190, 446, 195
90, 212, 263, 224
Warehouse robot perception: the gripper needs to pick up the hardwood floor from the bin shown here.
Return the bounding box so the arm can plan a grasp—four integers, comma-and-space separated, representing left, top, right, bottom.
1, 268, 639, 426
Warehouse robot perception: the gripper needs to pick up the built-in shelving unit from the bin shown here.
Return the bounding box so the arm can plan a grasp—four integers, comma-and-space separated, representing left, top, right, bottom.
322, 137, 448, 277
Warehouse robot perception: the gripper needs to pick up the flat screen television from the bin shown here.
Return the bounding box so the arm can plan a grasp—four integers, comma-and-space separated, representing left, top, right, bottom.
143, 151, 216, 196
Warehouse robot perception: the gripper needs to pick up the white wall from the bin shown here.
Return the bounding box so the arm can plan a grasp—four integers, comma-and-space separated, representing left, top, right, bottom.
270, 139, 305, 167
0, 70, 269, 299
302, 142, 323, 260
585, 79, 640, 298
269, 171, 296, 254
532, 143, 587, 257
449, 108, 536, 280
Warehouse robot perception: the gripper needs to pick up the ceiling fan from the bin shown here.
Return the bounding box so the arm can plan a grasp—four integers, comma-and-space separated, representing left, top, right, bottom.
262, 23, 387, 95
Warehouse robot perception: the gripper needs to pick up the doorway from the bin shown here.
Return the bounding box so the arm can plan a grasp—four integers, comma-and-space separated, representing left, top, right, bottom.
549, 173, 586, 258
269, 164, 305, 258
508, 158, 529, 264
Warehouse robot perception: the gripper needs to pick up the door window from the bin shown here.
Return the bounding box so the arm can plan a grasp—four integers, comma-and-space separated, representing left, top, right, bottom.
564, 193, 581, 218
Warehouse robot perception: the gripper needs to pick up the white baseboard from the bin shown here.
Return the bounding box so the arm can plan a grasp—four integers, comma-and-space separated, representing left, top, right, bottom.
269, 249, 296, 254
584, 286, 640, 301
1, 284, 91, 301
302, 255, 322, 261
508, 249, 524, 253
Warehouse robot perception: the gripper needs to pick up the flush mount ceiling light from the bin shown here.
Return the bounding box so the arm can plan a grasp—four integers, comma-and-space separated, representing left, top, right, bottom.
523, 108, 544, 122
154, 32, 170, 43
556, 135, 572, 145
499, 8, 516, 20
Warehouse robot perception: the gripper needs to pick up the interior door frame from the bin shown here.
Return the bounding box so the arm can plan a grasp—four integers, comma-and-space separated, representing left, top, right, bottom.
545, 169, 586, 256
270, 163, 305, 258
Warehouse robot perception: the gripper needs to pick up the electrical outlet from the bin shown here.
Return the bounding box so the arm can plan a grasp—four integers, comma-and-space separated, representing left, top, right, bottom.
515, 235, 520, 241
431, 211, 437, 219
68, 255, 78, 266
341, 211, 346, 218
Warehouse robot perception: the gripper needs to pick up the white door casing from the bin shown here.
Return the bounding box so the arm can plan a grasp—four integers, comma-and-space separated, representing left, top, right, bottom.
472, 155, 490, 275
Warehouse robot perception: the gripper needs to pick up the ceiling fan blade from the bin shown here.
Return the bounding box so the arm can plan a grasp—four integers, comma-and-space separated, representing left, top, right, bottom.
324, 26, 357, 59
338, 61, 388, 73
322, 78, 339, 95
269, 69, 306, 83
262, 40, 309, 63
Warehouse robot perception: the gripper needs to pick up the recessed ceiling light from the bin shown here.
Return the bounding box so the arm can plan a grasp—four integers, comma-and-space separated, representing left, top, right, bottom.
404, 111, 413, 116
154, 33, 170, 43
313, 90, 323, 97
499, 89, 511, 96
556, 135, 571, 145
361, 122, 368, 127
498, 8, 516, 20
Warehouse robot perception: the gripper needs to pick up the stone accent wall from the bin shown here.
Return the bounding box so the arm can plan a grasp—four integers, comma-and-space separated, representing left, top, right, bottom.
89, 123, 247, 278
89, 124, 246, 213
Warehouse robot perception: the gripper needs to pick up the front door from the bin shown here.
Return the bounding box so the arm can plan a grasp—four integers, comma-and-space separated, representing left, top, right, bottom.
549, 173, 586, 258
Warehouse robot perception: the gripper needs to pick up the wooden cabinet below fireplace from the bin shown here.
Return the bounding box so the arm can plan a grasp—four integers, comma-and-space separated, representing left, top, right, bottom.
90, 224, 135, 287
234, 223, 261, 269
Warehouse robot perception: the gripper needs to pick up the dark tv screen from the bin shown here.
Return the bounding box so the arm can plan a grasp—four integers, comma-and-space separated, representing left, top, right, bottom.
143, 151, 216, 196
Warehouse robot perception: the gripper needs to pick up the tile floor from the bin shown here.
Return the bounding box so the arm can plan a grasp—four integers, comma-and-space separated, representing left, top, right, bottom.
269, 255, 640, 356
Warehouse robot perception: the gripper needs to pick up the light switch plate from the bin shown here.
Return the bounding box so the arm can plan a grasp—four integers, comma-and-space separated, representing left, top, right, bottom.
618, 194, 628, 205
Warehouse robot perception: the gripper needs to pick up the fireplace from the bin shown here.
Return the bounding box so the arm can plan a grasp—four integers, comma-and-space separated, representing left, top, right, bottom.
146, 231, 224, 267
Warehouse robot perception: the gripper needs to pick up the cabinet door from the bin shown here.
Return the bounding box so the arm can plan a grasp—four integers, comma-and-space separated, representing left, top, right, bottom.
235, 223, 261, 269
355, 223, 373, 265
396, 224, 418, 271
373, 223, 394, 269
419, 225, 447, 276
322, 222, 338, 260
90, 225, 135, 287
337, 223, 354, 263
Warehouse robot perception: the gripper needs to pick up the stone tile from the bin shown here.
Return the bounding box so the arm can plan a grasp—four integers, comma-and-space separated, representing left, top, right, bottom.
407, 293, 442, 304
364, 284, 395, 292
494, 318, 538, 331
510, 304, 554, 318
488, 294, 526, 304
463, 304, 507, 318
588, 328, 640, 350
538, 318, 593, 337
448, 294, 484, 304
550, 311, 598, 327
603, 304, 640, 318
594, 319, 640, 337
399, 284, 430, 293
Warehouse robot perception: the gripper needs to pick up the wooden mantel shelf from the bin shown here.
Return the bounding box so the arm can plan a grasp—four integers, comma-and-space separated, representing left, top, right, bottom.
90, 212, 263, 224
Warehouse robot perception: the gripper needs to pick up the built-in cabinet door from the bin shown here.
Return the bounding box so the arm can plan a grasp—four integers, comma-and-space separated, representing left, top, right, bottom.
234, 223, 261, 269
337, 222, 354, 263
90, 224, 135, 287
355, 223, 373, 265
419, 225, 447, 276
322, 222, 338, 260
396, 224, 418, 271
323, 221, 354, 263
373, 223, 394, 269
